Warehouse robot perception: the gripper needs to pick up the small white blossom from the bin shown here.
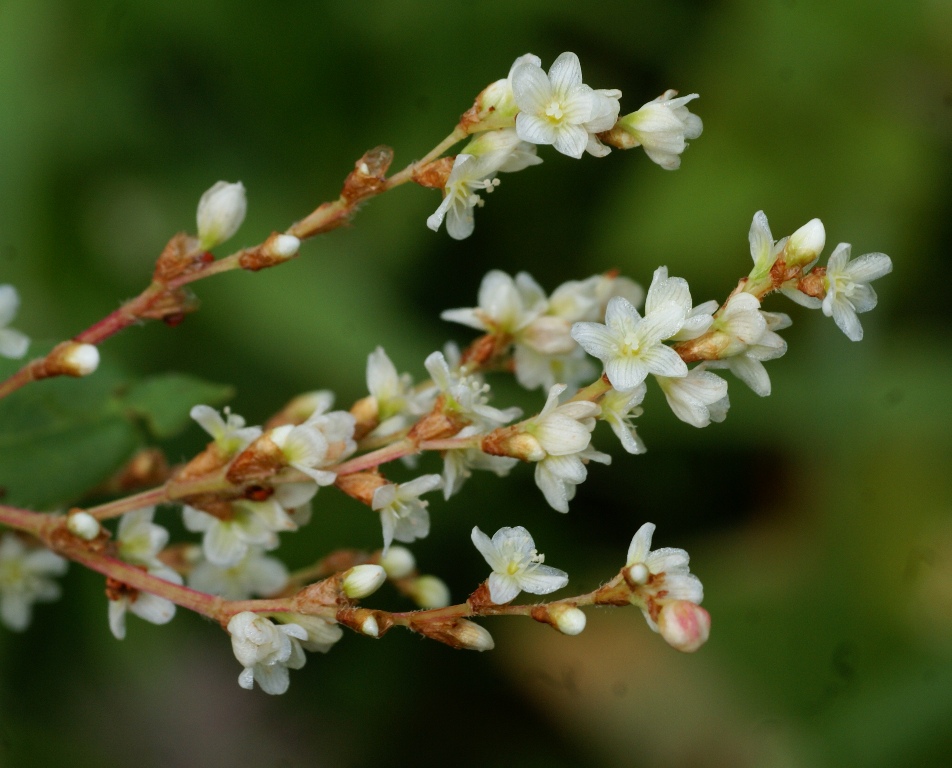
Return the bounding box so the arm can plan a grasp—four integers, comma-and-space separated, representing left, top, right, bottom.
442, 426, 518, 500
269, 407, 357, 486
646, 267, 715, 342
822, 243, 893, 341
512, 345, 597, 394
228, 612, 307, 695
656, 367, 729, 428
0, 285, 29, 359
598, 383, 648, 454
748, 210, 787, 276
191, 405, 262, 456
441, 270, 547, 337
707, 309, 790, 397
372, 474, 443, 553
571, 269, 690, 391
197, 180, 247, 250
461, 128, 543, 173
0, 534, 67, 631
625, 523, 704, 634
535, 444, 611, 513
366, 347, 435, 436
709, 293, 768, 357
471, 526, 568, 604
615, 90, 703, 170
108, 508, 181, 639
188, 547, 288, 600
517, 383, 599, 458
427, 153, 503, 240
183, 500, 288, 567
424, 351, 521, 430
273, 612, 344, 653
511, 52, 621, 159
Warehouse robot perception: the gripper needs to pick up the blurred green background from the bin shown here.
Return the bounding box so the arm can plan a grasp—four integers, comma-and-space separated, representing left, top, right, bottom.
2, 0, 951, 765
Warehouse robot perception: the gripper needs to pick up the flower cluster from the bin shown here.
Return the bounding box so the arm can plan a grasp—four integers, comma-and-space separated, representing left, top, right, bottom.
432, 52, 702, 238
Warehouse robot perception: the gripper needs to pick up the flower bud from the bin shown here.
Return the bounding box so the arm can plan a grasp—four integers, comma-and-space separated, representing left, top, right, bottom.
451, 619, 495, 651
196, 181, 247, 250
785, 218, 826, 268
549, 604, 587, 636
47, 342, 100, 378
341, 564, 386, 599
380, 546, 416, 579
361, 614, 379, 637
625, 562, 650, 586
66, 511, 101, 541
409, 575, 451, 609
657, 600, 710, 653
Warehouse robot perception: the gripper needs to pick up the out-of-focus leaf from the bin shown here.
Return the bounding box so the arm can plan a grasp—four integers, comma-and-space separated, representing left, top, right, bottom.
121, 373, 233, 439
0, 346, 139, 508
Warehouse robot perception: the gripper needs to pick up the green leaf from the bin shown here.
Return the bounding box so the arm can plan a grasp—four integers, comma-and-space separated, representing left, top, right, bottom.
0, 347, 140, 508
121, 373, 233, 439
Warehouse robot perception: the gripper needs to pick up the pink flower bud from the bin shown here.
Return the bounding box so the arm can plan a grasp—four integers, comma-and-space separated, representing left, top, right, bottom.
658, 600, 710, 653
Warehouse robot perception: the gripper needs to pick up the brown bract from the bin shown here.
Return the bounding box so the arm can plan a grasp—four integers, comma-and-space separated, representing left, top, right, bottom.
411, 156, 454, 189
152, 232, 203, 282
341, 146, 394, 204
225, 434, 286, 484
335, 471, 388, 506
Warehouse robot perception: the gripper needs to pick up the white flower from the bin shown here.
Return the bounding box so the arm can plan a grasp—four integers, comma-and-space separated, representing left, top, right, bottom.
108, 563, 181, 640
116, 507, 168, 568
625, 523, 704, 633
461, 128, 543, 173
512, 345, 597, 394
707, 309, 790, 397
598, 383, 648, 454
269, 407, 357, 486
108, 508, 181, 639
273, 612, 343, 653
571, 269, 690, 391
427, 153, 503, 240
365, 347, 435, 436
748, 210, 787, 276
188, 547, 288, 600
522, 384, 600, 460
197, 180, 247, 250
441, 270, 547, 337
0, 534, 67, 631
424, 351, 521, 430
372, 474, 443, 553
615, 90, 702, 170
191, 405, 262, 456
471, 526, 568, 604
442, 426, 518, 500
647, 267, 714, 342
183, 499, 289, 567
228, 612, 307, 695
0, 284, 30, 359
656, 367, 729, 428
822, 243, 893, 341
511, 52, 621, 159
535, 444, 611, 513
709, 293, 768, 357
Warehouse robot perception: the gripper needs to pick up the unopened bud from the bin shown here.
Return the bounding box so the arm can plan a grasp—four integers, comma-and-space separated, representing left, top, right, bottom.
409, 575, 451, 609
658, 600, 710, 653
342, 564, 386, 599
786, 218, 826, 268
269, 234, 300, 259
360, 614, 379, 637
196, 181, 246, 250
481, 427, 545, 462
549, 604, 586, 636
451, 619, 495, 651
380, 546, 416, 580
46, 342, 100, 378
66, 511, 101, 541
625, 562, 650, 586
